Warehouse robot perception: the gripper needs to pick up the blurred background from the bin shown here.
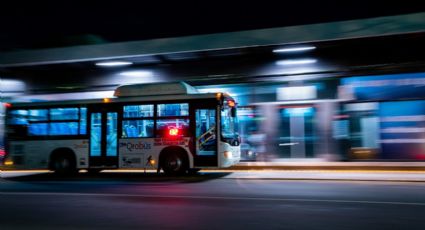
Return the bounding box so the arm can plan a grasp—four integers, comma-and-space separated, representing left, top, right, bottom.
1, 1, 425, 162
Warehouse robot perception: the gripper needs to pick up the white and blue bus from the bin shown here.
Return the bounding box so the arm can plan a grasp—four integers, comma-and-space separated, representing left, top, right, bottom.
2, 82, 240, 175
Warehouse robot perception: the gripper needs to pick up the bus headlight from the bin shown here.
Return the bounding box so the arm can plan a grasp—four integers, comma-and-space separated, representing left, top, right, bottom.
224, 151, 233, 159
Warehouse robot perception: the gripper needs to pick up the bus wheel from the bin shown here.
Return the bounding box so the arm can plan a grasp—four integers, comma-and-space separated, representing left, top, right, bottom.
162, 152, 188, 175
53, 155, 76, 175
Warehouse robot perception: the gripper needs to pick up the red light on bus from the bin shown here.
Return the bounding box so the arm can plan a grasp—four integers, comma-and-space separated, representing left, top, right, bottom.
169, 127, 179, 136
4, 103, 12, 108
228, 100, 235, 107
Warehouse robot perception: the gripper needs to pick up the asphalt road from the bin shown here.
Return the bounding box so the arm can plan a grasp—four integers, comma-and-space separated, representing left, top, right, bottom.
1, 171, 425, 230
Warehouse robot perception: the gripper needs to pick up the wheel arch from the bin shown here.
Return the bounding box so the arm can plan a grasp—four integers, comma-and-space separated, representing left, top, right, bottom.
49, 147, 77, 170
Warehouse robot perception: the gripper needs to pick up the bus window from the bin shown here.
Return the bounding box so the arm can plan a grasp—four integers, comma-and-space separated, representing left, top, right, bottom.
122, 120, 154, 138
28, 123, 48, 136
80, 107, 87, 135
123, 105, 154, 118
157, 103, 189, 117
221, 100, 240, 145
8, 110, 28, 125
50, 108, 79, 120
196, 109, 217, 155
49, 122, 79, 135
106, 112, 118, 156
90, 113, 102, 156
122, 104, 154, 138
28, 109, 48, 121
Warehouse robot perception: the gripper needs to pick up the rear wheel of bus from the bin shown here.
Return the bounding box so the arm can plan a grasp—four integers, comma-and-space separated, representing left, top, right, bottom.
160, 149, 188, 175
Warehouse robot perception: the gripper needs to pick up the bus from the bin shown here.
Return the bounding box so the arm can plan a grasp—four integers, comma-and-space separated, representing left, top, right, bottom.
1, 82, 241, 175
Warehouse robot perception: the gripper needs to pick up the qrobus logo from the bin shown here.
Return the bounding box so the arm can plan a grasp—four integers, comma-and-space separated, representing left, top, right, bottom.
120, 142, 152, 152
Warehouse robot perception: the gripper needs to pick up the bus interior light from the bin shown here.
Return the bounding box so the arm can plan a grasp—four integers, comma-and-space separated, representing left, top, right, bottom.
273, 46, 316, 53
276, 59, 317, 65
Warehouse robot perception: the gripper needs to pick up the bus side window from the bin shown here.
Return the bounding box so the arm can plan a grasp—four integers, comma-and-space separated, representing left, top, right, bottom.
122, 120, 154, 138
126, 125, 138, 138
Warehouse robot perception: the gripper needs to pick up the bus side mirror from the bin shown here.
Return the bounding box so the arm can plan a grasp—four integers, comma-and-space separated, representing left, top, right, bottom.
231, 107, 237, 117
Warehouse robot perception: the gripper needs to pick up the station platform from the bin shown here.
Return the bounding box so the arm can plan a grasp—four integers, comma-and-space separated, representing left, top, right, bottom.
2, 161, 425, 183
230, 161, 425, 171
210, 161, 425, 182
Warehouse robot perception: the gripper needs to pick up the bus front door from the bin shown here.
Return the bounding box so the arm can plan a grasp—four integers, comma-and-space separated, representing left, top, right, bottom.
89, 109, 118, 168
192, 107, 218, 167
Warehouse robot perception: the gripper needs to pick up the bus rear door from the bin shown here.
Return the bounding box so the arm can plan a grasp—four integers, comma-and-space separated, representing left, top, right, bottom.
88, 106, 119, 168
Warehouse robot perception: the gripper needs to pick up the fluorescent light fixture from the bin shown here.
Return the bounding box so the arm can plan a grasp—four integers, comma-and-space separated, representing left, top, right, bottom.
273, 46, 316, 53
284, 107, 315, 116
95, 61, 133, 67
276, 59, 317, 66
119, 70, 153, 77
197, 88, 237, 97
277, 86, 317, 101
0, 79, 26, 92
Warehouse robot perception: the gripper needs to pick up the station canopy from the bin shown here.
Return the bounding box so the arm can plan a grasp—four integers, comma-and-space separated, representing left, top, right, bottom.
1, 12, 425, 67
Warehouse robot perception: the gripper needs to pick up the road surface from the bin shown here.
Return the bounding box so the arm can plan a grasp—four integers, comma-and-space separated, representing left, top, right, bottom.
1, 171, 424, 230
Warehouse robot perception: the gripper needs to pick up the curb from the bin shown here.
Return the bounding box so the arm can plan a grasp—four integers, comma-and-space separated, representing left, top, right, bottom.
227, 165, 425, 171
220, 177, 425, 183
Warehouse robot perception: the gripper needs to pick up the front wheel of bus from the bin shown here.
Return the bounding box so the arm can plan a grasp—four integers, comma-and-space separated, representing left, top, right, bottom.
162, 152, 188, 176
53, 155, 76, 175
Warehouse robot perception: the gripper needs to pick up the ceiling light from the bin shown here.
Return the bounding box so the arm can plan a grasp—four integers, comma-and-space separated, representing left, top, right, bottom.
276, 59, 317, 65
95, 61, 133, 67
273, 46, 316, 53
119, 71, 153, 77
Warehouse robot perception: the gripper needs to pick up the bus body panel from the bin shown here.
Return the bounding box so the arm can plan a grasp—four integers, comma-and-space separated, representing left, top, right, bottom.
219, 142, 241, 168
118, 137, 193, 169
4, 139, 89, 170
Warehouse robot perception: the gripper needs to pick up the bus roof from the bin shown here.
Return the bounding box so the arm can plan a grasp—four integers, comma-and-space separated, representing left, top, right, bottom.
6, 82, 238, 108
7, 92, 225, 108
114, 82, 198, 97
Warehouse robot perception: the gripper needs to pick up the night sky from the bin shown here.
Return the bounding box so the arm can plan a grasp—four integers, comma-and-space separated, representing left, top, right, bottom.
1, 1, 425, 51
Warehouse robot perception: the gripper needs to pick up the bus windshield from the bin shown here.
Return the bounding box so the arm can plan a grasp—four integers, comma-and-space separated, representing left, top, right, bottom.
221, 100, 239, 143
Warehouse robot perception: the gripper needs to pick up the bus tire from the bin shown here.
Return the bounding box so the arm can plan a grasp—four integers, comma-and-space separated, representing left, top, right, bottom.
50, 149, 77, 175
160, 148, 188, 176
